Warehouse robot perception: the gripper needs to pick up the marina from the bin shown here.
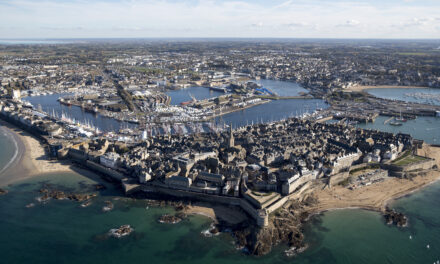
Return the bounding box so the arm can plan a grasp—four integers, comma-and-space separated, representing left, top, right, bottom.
23, 81, 328, 135
366, 88, 440, 106
24, 93, 137, 133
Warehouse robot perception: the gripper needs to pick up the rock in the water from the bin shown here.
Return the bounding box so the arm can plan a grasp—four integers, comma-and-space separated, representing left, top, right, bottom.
69, 193, 97, 202
95, 184, 106, 190
102, 201, 114, 212
384, 209, 408, 227
108, 225, 133, 238
201, 223, 221, 237
284, 245, 308, 257
80, 200, 92, 208
158, 214, 182, 224
38, 188, 97, 202
0, 188, 8, 195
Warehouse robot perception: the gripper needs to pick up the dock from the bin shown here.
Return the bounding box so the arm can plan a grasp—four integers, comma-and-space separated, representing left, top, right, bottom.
384, 116, 394, 125
209, 86, 228, 93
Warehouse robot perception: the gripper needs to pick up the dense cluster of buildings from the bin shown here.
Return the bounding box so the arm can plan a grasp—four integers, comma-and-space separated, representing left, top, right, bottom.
2, 40, 440, 99
53, 116, 414, 225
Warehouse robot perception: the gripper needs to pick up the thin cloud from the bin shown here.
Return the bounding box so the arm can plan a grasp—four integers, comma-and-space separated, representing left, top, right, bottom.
0, 0, 439, 38
336, 20, 360, 28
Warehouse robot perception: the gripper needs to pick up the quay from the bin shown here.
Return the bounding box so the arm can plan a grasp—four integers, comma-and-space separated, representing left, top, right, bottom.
384, 116, 394, 125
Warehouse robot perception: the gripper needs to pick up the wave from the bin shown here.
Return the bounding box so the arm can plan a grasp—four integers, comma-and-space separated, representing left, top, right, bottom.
0, 127, 19, 175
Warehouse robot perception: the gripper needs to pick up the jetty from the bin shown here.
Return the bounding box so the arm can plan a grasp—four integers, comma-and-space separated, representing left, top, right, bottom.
384, 116, 394, 125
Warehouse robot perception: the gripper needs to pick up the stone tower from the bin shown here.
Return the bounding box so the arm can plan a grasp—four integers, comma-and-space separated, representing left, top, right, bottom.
228, 125, 234, 148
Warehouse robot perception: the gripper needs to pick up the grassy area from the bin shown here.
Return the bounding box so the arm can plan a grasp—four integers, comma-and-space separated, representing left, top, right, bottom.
393, 155, 427, 166
349, 164, 380, 175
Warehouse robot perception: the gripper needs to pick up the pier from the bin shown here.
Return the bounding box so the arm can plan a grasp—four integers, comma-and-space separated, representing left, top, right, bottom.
384, 116, 394, 125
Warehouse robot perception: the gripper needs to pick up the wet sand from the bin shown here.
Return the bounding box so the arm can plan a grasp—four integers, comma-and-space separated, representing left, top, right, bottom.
185, 202, 248, 225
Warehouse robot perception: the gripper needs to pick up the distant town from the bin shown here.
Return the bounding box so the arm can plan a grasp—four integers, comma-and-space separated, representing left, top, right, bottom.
0, 40, 439, 255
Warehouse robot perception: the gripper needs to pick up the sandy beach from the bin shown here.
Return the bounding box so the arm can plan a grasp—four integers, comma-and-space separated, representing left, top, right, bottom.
0, 120, 75, 186
309, 144, 440, 214
185, 202, 248, 225
346, 85, 430, 93
309, 170, 440, 214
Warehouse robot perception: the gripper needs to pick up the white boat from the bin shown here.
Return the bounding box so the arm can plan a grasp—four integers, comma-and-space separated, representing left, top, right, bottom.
22, 101, 33, 108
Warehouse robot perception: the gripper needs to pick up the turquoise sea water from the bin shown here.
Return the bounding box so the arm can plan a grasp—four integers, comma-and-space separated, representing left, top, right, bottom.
1, 171, 440, 263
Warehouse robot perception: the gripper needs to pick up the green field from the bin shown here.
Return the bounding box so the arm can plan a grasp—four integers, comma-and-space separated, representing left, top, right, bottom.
392, 155, 427, 166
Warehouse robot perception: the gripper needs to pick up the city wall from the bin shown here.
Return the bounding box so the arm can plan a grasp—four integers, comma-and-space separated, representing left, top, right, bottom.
380, 158, 436, 178
142, 184, 269, 226
85, 160, 126, 181
0, 111, 48, 143
328, 171, 350, 186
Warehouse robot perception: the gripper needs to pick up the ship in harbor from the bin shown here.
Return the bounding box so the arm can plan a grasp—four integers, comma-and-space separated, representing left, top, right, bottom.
395, 110, 407, 122
58, 97, 72, 106
83, 105, 99, 114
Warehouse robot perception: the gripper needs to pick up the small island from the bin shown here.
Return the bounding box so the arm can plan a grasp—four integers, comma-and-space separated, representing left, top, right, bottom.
108, 225, 134, 238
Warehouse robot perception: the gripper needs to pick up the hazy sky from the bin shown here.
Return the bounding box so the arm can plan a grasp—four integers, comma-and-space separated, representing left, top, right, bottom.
1, 0, 440, 39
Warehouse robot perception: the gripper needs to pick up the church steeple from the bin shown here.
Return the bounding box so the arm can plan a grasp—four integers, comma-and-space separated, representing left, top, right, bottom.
228, 124, 234, 148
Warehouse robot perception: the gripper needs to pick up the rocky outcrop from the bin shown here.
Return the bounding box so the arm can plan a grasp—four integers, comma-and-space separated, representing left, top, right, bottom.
108, 225, 133, 238
158, 214, 182, 224
102, 201, 114, 212
233, 200, 312, 256
38, 188, 97, 202
0, 188, 8, 195
384, 208, 408, 227
94, 184, 106, 190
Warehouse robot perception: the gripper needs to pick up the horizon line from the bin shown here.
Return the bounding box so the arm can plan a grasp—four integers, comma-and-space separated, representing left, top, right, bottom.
1, 37, 440, 41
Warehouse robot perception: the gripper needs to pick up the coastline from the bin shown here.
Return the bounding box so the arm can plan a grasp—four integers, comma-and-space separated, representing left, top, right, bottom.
308, 170, 440, 216
0, 119, 75, 187
346, 85, 431, 93
308, 144, 440, 216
